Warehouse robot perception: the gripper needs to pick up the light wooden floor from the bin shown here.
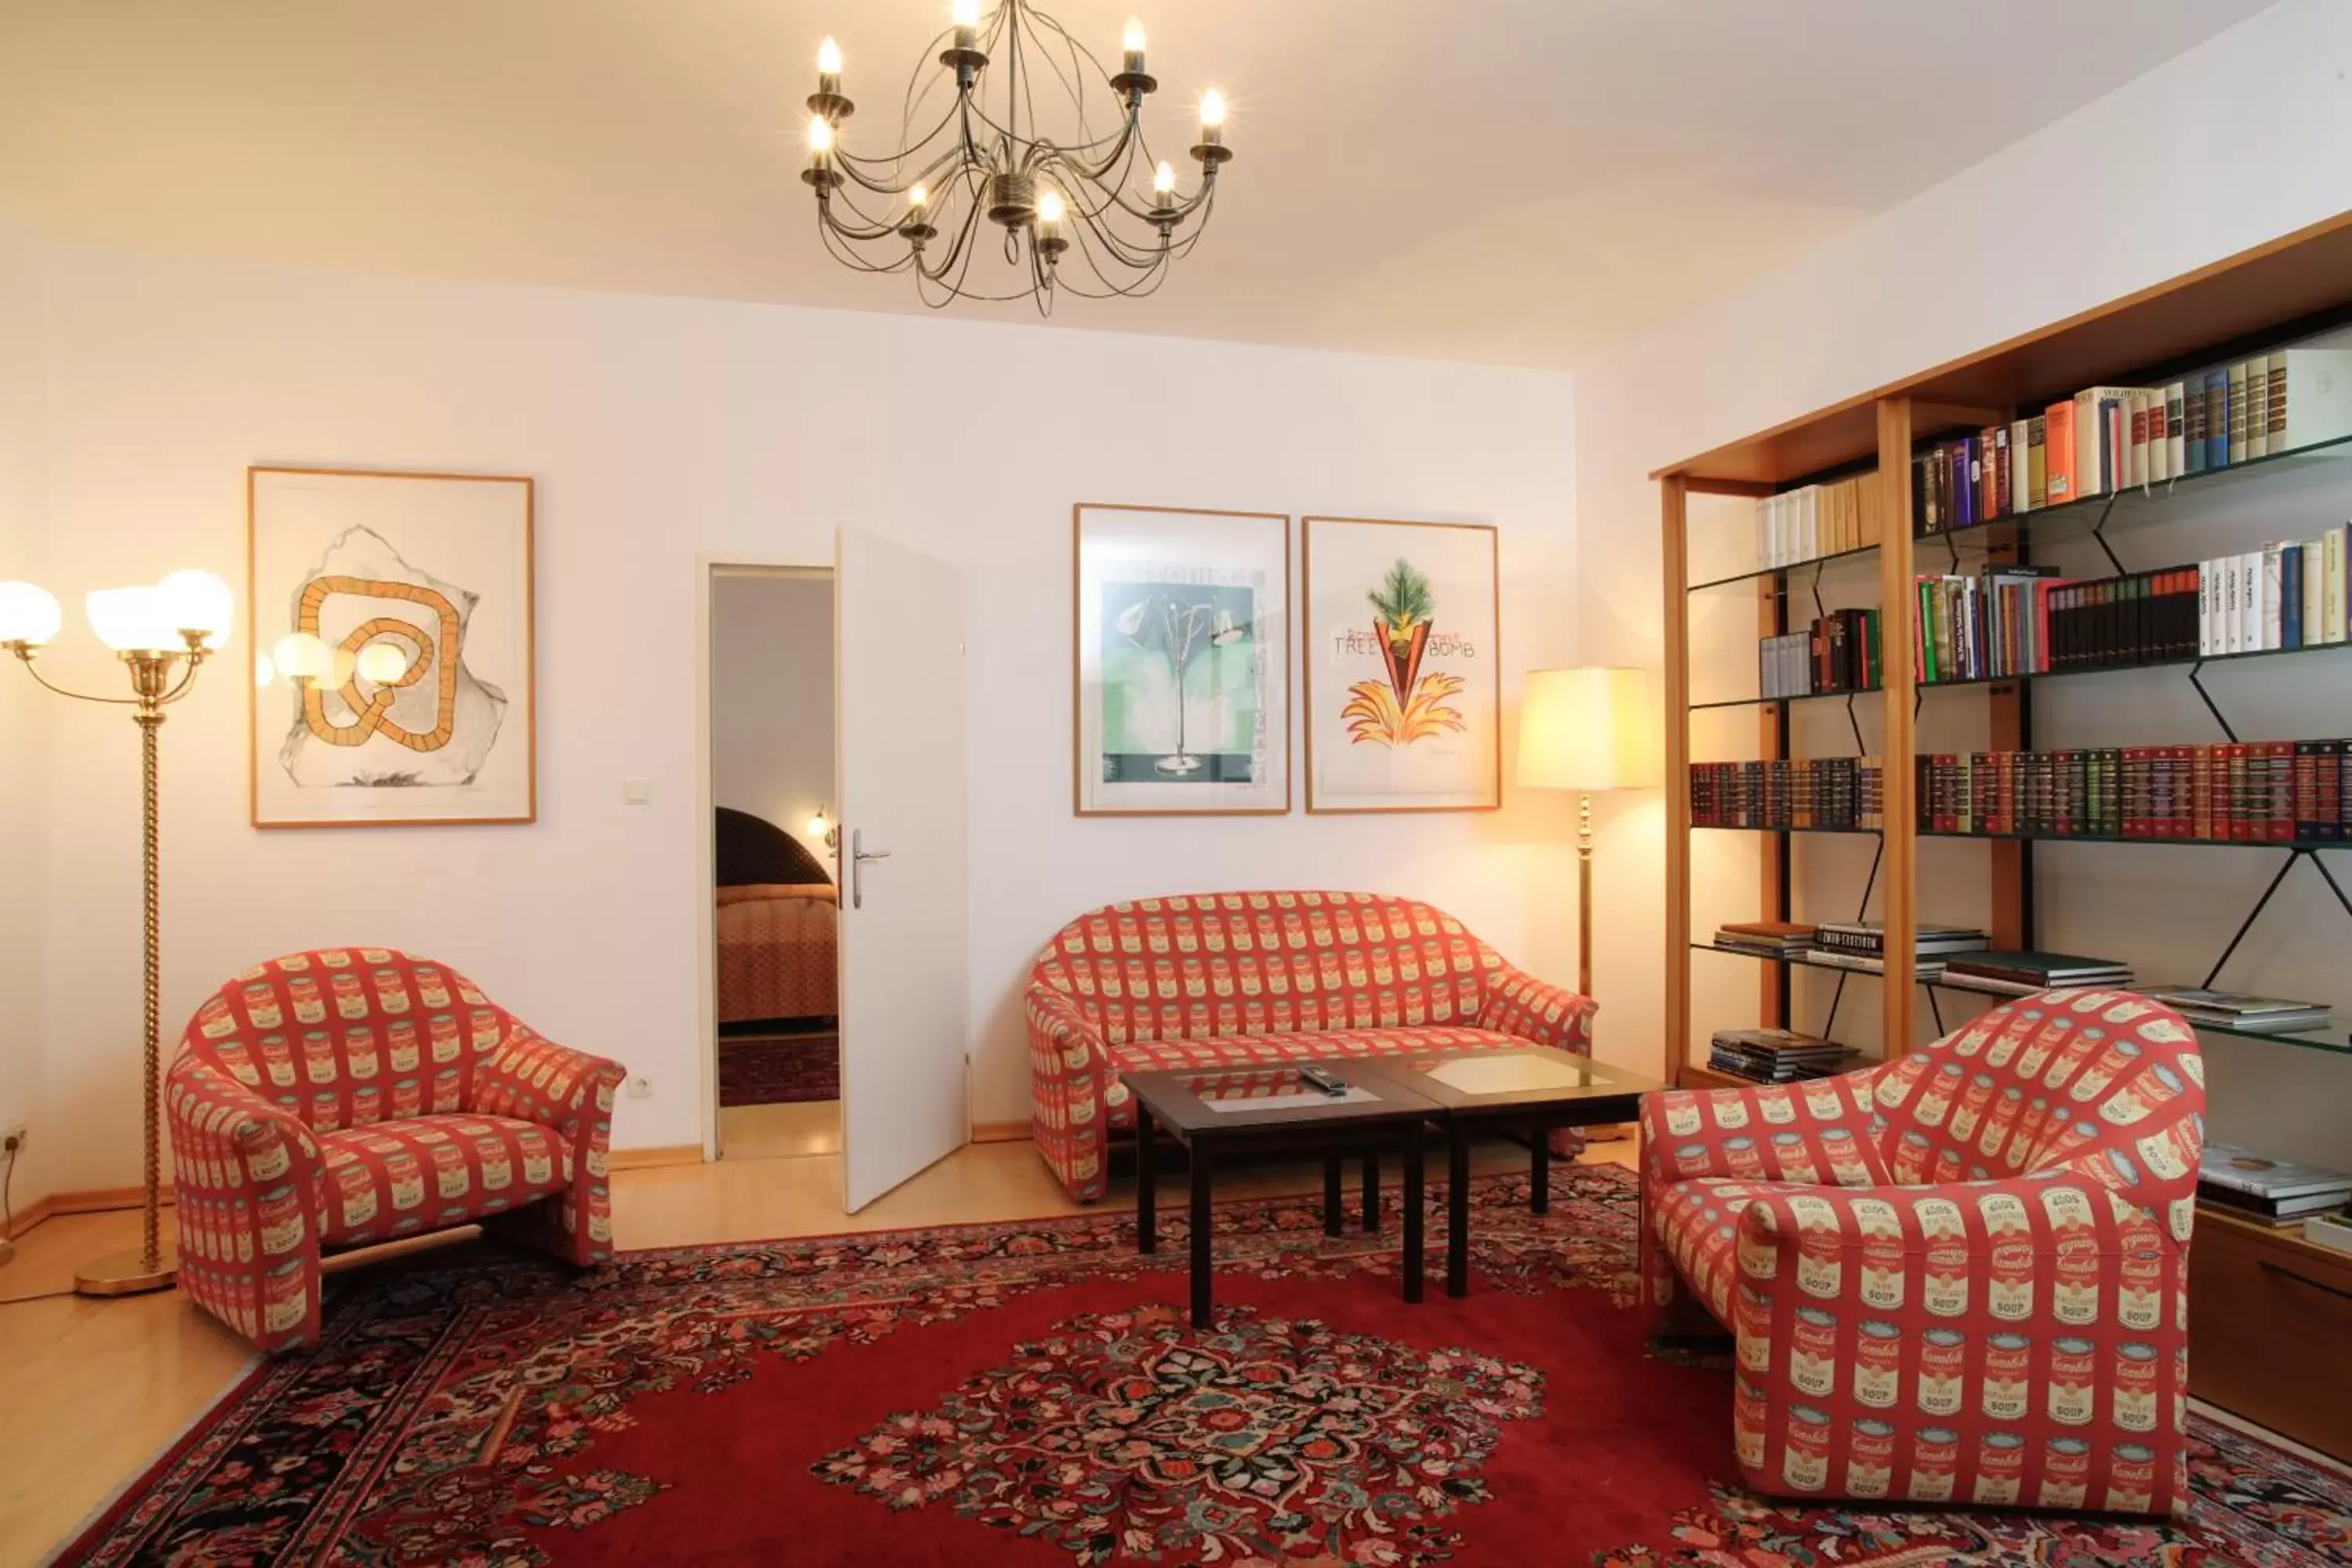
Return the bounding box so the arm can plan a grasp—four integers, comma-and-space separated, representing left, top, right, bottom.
0, 1134, 1619, 1563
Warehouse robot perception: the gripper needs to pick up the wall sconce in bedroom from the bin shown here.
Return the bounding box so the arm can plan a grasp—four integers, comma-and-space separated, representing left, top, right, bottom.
806, 808, 840, 853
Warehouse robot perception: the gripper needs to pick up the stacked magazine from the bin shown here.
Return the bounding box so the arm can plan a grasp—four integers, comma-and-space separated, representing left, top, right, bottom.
2199, 1142, 2352, 1228
1938, 950, 2133, 995
1708, 1029, 1859, 1084
2140, 986, 2332, 1033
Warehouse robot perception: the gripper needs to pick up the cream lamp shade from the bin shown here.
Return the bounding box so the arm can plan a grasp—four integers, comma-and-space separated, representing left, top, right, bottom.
1517, 666, 1661, 792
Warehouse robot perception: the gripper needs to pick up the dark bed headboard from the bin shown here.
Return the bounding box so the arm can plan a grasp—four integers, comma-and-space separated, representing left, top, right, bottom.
715, 807, 833, 887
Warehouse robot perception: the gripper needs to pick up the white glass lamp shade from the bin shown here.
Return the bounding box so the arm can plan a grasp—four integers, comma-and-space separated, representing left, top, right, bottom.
1516, 666, 1661, 792
85, 586, 176, 654
157, 569, 234, 648
0, 581, 63, 646
805, 808, 833, 837
270, 631, 331, 681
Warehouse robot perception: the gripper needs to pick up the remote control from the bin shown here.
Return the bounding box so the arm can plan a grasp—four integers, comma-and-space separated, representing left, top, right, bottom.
1298, 1065, 1348, 1097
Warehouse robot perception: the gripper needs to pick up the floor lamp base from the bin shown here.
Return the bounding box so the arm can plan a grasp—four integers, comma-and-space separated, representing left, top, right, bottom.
75, 1243, 178, 1298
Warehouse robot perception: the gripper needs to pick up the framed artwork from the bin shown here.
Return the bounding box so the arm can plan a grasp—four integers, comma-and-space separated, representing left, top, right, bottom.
249, 466, 536, 828
1303, 516, 1501, 812
1073, 503, 1290, 816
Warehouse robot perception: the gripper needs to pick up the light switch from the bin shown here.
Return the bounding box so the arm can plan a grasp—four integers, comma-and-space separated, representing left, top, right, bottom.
622, 779, 653, 805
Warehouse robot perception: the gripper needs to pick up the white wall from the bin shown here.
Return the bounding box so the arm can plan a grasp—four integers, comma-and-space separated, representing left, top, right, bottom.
23, 240, 1579, 1185
1576, 0, 2352, 1162
711, 572, 835, 874
0, 209, 53, 1215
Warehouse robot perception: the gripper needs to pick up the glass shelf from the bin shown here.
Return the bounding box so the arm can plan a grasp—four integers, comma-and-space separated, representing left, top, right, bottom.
1697, 944, 2350, 1056
1690, 638, 2352, 712
1684, 429, 2352, 594
1689, 822, 1882, 837
1917, 829, 2341, 851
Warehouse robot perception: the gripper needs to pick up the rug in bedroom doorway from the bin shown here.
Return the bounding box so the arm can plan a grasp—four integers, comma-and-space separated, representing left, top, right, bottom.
718, 1030, 839, 1105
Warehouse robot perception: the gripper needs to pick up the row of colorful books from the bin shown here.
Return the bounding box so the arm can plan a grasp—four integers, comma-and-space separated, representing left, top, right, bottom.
1915, 743, 2350, 841
1757, 609, 1882, 699
1914, 347, 2352, 534
1753, 469, 1885, 568
1688, 757, 1884, 831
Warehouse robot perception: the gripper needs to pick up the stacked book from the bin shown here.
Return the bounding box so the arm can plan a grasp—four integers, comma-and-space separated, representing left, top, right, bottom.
1711, 920, 1816, 959
1938, 951, 2132, 996
1912, 347, 2352, 533
1689, 757, 1883, 831
1708, 1029, 1859, 1084
1915, 742, 2349, 842
1754, 470, 1885, 569
2194, 532, 2352, 655
2139, 986, 2333, 1033
2199, 1142, 2352, 1229
1810, 920, 1987, 981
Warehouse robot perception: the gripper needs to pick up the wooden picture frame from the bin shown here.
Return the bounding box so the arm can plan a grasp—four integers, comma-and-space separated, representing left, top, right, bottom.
249, 466, 537, 828
1302, 516, 1501, 813
1073, 503, 1292, 817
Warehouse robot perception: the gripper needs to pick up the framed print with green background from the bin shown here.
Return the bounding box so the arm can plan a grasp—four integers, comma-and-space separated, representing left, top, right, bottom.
249, 466, 536, 828
1303, 516, 1500, 812
1073, 503, 1290, 816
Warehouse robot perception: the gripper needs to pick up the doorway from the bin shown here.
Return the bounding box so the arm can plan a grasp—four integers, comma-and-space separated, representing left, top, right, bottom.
709, 567, 840, 1161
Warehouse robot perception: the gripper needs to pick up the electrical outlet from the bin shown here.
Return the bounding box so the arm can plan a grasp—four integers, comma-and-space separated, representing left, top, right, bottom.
0, 1123, 24, 1156
625, 1076, 653, 1100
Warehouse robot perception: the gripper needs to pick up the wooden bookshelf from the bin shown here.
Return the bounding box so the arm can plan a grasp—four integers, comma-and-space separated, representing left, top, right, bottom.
1653, 209, 2352, 1457
1657, 208, 2352, 1067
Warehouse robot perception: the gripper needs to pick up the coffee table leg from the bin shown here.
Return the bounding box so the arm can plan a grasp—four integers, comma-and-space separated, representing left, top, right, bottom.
1135, 1102, 1157, 1254
1402, 1122, 1425, 1304
1531, 1115, 1551, 1215
1190, 1138, 1214, 1330
1323, 1153, 1343, 1238
1362, 1149, 1380, 1232
1447, 1120, 1471, 1298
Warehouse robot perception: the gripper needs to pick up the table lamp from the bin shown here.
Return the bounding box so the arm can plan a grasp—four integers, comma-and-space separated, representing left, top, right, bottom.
1516, 666, 1661, 997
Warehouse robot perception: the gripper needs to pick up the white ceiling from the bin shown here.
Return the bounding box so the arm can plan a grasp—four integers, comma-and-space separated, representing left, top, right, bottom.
0, 0, 2275, 369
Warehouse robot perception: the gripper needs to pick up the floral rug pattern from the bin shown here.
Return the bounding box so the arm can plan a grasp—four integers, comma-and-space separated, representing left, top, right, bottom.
818, 1304, 1544, 1566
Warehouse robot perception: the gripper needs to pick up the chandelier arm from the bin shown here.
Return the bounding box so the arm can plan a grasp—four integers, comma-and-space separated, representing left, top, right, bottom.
1062, 195, 1168, 272
158, 652, 210, 706
817, 210, 916, 274
818, 191, 904, 244
916, 178, 990, 286
1057, 212, 1174, 298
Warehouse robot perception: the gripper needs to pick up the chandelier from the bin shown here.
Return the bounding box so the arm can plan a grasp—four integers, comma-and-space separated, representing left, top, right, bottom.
800, 0, 1232, 312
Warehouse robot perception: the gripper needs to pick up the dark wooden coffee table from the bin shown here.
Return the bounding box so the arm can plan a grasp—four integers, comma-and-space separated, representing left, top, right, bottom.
1123, 1063, 1446, 1327
1349, 1047, 1661, 1298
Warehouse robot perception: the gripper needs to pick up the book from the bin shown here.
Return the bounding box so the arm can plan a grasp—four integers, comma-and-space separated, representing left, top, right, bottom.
2227, 360, 2250, 465
2199, 1142, 2352, 1202
2202, 1186, 2350, 1223
2303, 1212, 2352, 1254
2264, 543, 2286, 652
2268, 347, 2352, 452
2204, 368, 2230, 470
2142, 986, 2333, 1030
1940, 951, 2133, 985
2164, 380, 2187, 475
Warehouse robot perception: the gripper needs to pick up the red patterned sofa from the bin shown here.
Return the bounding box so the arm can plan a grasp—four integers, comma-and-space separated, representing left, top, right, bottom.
1025, 891, 1596, 1202
166, 949, 626, 1352
1640, 989, 2204, 1515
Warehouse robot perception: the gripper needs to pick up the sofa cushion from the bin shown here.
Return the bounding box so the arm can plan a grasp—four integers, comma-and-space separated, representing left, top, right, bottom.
1650, 1177, 1782, 1325
1104, 1025, 1531, 1128
317, 1113, 573, 1247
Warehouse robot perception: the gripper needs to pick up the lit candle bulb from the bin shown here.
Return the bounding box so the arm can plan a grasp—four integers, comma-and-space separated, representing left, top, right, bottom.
908, 181, 930, 214
1199, 88, 1226, 146
1152, 159, 1176, 209
1036, 187, 1065, 234
952, 0, 979, 50
1122, 16, 1146, 77
816, 35, 843, 96
808, 114, 834, 172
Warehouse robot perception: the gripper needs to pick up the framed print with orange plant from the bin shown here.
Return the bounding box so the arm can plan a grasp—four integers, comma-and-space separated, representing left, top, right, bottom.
1303, 517, 1499, 813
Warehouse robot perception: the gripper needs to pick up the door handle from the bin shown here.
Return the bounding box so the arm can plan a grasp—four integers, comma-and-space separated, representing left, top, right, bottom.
850, 828, 892, 910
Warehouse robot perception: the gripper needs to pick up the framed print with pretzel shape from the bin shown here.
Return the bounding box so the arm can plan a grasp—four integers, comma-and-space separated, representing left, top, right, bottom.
249, 466, 536, 827
1302, 516, 1500, 813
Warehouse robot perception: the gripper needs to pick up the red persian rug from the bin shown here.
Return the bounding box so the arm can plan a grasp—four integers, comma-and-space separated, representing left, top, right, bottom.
58, 1167, 2352, 1566
718, 1030, 840, 1105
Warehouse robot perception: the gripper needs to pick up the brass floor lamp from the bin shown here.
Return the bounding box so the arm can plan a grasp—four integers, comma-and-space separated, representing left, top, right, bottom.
0, 570, 232, 1296
1516, 667, 1660, 1000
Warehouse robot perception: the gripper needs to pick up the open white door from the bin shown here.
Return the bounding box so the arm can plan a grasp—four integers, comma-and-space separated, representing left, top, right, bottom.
836, 529, 970, 1210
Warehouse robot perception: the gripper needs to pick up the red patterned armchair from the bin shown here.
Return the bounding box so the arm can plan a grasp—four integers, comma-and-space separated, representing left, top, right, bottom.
166, 949, 626, 1352
1025, 891, 1596, 1201
1640, 989, 2204, 1516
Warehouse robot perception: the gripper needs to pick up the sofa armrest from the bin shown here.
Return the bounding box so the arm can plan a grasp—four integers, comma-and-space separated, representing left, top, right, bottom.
166, 1053, 328, 1348
1475, 964, 1596, 1055
472, 1025, 626, 1265
1025, 982, 1116, 1203
1639, 1068, 1893, 1192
